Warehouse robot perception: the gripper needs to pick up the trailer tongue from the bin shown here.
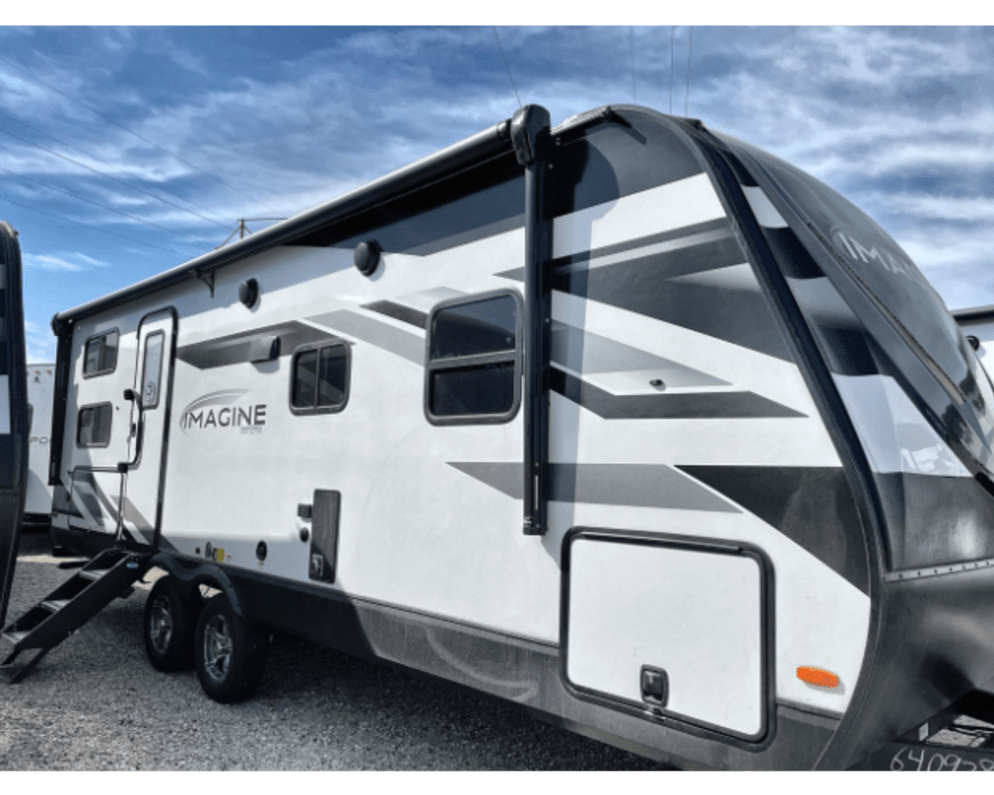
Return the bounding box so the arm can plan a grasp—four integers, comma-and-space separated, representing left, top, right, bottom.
0, 221, 28, 630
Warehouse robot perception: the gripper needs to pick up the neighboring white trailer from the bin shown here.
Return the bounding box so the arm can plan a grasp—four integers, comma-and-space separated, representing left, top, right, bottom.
24, 363, 54, 523
954, 304, 994, 373
5, 104, 994, 770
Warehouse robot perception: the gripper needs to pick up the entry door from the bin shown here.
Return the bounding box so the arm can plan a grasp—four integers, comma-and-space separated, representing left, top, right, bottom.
121, 309, 175, 545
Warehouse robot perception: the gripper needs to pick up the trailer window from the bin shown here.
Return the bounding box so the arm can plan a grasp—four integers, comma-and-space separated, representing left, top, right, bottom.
425, 291, 521, 424
83, 330, 119, 377
77, 403, 112, 447
290, 342, 349, 414
141, 331, 165, 410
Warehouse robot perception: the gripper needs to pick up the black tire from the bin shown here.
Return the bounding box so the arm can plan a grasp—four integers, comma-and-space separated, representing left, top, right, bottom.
144, 576, 203, 672
194, 592, 269, 703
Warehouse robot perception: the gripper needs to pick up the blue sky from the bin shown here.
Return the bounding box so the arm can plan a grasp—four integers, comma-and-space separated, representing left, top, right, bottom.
1, 23, 993, 361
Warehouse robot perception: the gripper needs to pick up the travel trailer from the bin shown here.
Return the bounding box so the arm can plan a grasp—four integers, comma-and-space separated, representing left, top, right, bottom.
24, 363, 55, 525
4, 104, 994, 770
0, 221, 29, 629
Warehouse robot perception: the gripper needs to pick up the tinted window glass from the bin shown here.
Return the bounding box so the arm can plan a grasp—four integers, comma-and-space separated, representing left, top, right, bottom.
292, 344, 349, 413
425, 292, 521, 423
101, 331, 119, 372
430, 363, 516, 417
83, 330, 119, 376
317, 346, 347, 408
77, 404, 112, 447
293, 350, 318, 409
142, 332, 164, 410
431, 295, 517, 360
84, 338, 101, 374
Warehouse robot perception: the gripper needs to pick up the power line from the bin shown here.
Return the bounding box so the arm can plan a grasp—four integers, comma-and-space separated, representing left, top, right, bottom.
630, 27, 637, 103
0, 108, 231, 228
0, 54, 283, 216
492, 27, 522, 109
0, 163, 217, 245
0, 122, 230, 230
686, 27, 694, 117
670, 27, 675, 114
0, 191, 190, 256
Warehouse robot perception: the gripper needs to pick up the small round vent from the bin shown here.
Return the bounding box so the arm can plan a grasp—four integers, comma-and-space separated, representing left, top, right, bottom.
238, 278, 259, 307
354, 240, 381, 276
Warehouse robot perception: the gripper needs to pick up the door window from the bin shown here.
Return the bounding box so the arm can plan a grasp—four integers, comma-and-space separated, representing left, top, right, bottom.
141, 331, 165, 410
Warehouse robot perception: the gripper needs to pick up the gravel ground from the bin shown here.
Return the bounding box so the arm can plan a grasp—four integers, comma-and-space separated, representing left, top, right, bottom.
0, 530, 672, 771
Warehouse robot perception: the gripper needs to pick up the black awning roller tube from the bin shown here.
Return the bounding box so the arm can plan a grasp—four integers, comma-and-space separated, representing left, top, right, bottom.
511, 105, 552, 536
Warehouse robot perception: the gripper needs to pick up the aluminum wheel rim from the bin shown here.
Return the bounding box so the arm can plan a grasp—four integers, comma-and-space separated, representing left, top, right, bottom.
203, 614, 233, 683
149, 595, 174, 654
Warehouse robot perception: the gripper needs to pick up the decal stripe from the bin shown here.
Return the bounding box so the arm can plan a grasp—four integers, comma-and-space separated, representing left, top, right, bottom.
448, 461, 740, 513
495, 220, 740, 283
552, 257, 793, 362
550, 321, 728, 385
550, 367, 806, 420
677, 465, 870, 594
743, 186, 788, 229
307, 310, 425, 365
550, 218, 733, 269
363, 300, 428, 330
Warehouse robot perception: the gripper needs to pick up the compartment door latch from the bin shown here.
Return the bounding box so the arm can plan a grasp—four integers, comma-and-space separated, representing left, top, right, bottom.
640, 665, 669, 711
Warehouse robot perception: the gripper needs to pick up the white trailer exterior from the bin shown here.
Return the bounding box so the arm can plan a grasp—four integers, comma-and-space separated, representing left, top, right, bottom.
7, 104, 994, 770
24, 363, 54, 522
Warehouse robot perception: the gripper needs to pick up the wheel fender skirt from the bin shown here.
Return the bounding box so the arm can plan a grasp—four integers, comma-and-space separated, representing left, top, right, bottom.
149, 553, 245, 619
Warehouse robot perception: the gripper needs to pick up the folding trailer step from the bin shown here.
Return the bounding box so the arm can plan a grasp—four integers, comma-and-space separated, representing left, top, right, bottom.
0, 547, 152, 683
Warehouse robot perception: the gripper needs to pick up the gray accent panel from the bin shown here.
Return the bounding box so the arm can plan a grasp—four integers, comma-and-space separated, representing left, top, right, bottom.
550, 321, 728, 385
363, 300, 428, 330
120, 496, 155, 535
667, 263, 761, 292
448, 462, 740, 513
551, 367, 806, 420
307, 310, 425, 365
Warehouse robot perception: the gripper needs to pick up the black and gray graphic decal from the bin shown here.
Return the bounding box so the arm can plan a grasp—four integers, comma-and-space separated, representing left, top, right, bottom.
66, 471, 170, 547
550, 368, 805, 420
307, 310, 424, 365
449, 461, 740, 513
677, 465, 870, 594
498, 217, 793, 361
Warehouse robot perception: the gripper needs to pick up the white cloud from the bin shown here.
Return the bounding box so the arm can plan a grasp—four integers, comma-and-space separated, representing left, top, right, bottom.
23, 252, 108, 271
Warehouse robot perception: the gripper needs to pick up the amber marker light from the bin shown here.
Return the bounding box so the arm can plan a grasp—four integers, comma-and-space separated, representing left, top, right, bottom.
797, 666, 840, 688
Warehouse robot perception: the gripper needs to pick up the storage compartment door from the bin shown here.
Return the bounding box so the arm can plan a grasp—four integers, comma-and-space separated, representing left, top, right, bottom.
564, 533, 767, 739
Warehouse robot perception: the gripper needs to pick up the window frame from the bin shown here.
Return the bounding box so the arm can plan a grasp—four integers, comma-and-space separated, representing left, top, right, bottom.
82, 328, 120, 378
76, 402, 114, 448
423, 288, 523, 426
288, 339, 351, 416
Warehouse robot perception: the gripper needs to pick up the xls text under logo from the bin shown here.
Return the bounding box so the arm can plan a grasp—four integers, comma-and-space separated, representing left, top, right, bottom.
179, 389, 267, 434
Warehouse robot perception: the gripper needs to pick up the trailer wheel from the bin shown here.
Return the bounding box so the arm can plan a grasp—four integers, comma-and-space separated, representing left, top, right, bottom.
194, 593, 269, 703
144, 576, 203, 672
